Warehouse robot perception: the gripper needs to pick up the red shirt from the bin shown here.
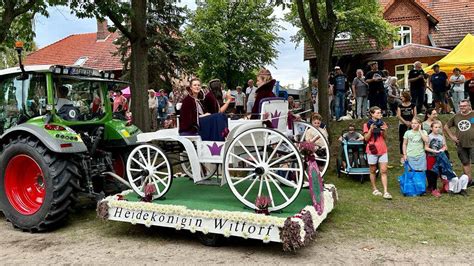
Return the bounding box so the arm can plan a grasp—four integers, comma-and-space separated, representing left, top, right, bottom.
363, 123, 388, 155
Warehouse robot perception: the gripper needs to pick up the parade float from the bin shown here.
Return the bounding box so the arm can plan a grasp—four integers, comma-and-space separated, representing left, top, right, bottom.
97, 98, 338, 251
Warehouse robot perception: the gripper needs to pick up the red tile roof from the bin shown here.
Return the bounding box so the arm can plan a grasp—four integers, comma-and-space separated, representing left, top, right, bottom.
384, 0, 440, 23
304, 0, 474, 60
24, 32, 123, 71
423, 0, 474, 48
366, 43, 450, 60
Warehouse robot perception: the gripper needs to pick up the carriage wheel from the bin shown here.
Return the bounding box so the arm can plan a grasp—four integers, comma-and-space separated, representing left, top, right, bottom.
223, 128, 303, 212
179, 152, 218, 180
291, 121, 330, 178
126, 144, 173, 200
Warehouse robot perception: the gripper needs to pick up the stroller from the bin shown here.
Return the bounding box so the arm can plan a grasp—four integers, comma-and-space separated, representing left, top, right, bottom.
336, 130, 370, 183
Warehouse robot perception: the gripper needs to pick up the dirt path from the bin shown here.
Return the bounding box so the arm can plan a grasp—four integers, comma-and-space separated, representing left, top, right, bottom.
0, 210, 470, 265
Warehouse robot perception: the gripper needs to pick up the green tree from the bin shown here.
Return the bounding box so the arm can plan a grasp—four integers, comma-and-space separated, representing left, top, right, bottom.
0, 0, 63, 52
183, 0, 283, 89
283, 0, 396, 124
114, 1, 190, 91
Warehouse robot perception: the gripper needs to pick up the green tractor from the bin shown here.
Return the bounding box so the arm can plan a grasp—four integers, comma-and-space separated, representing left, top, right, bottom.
0, 44, 140, 231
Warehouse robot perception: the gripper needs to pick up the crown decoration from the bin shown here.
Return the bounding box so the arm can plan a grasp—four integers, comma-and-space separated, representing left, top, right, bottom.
270, 109, 281, 128
207, 142, 224, 156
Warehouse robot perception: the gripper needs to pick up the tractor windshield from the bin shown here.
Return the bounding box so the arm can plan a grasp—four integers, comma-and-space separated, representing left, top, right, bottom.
52, 76, 107, 121
0, 73, 47, 134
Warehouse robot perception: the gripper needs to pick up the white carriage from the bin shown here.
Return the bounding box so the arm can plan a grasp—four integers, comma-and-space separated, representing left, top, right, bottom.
126, 98, 330, 212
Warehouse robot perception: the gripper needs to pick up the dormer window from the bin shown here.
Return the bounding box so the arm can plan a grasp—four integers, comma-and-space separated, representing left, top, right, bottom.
74, 56, 88, 66
394, 26, 412, 48
335, 32, 351, 41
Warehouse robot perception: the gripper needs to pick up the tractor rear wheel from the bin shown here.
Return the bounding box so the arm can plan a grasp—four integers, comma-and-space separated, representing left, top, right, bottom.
0, 136, 80, 231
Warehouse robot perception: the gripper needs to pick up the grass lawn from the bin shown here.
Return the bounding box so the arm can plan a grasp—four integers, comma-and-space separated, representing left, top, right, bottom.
317, 115, 473, 247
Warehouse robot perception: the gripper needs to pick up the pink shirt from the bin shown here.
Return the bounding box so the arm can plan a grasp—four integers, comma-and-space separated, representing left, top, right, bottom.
363, 123, 388, 155
113, 95, 127, 112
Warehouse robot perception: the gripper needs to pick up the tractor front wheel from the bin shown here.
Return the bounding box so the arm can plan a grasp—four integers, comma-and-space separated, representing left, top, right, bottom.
0, 136, 80, 231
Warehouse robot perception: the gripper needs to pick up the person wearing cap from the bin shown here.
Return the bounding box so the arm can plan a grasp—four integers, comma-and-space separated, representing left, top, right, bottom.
148, 89, 158, 131
329, 66, 348, 120
429, 64, 449, 114
251, 68, 276, 118
156, 89, 168, 126
408, 61, 426, 114
365, 61, 387, 111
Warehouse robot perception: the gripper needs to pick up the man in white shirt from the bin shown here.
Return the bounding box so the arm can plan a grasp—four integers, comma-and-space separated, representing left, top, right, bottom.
235, 86, 246, 114
245, 79, 257, 114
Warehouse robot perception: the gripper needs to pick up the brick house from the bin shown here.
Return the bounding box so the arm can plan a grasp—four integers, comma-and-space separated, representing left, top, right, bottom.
304, 0, 474, 89
24, 21, 123, 78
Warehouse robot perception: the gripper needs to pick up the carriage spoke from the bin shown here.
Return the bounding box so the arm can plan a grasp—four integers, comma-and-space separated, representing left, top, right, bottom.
264, 176, 275, 208
233, 173, 256, 186
153, 161, 166, 170
129, 168, 142, 172
132, 175, 144, 183
152, 178, 161, 195
151, 149, 159, 167
154, 171, 169, 176
266, 139, 283, 164
268, 171, 298, 189
250, 133, 262, 163
131, 157, 147, 169
267, 174, 289, 201
152, 174, 168, 187
139, 176, 150, 191
269, 167, 301, 171
315, 157, 328, 162
138, 150, 149, 167
262, 131, 268, 162
147, 147, 151, 166
242, 177, 259, 198
229, 152, 257, 167
228, 167, 254, 171
237, 140, 258, 164
257, 176, 263, 197
298, 127, 310, 142
268, 152, 297, 167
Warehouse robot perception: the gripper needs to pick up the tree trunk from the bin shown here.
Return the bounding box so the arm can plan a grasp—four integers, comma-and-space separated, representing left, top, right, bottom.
316, 35, 332, 126
129, 0, 150, 131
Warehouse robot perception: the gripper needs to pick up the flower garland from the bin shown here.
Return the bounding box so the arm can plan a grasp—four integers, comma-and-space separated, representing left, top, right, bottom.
98, 183, 338, 250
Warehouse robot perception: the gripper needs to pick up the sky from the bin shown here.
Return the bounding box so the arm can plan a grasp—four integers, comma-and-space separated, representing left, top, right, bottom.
34, 4, 308, 88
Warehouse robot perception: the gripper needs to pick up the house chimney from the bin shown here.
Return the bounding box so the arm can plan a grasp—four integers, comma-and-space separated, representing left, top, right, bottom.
97, 20, 109, 41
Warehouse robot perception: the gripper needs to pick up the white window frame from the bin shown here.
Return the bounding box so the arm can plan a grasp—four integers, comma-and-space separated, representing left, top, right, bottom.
395, 63, 428, 91
394, 26, 412, 48
335, 32, 351, 41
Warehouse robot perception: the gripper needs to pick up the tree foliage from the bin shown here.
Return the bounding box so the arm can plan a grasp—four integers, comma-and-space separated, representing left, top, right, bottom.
183, 0, 283, 89
285, 0, 396, 53
114, 1, 190, 91
0, 0, 63, 52
281, 0, 396, 124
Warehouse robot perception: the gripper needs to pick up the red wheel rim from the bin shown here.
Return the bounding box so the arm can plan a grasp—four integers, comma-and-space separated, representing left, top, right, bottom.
112, 154, 125, 178
4, 155, 46, 215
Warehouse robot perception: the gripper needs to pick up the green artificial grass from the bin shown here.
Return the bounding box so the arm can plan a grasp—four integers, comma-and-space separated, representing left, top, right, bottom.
124, 177, 313, 218
319, 115, 474, 246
